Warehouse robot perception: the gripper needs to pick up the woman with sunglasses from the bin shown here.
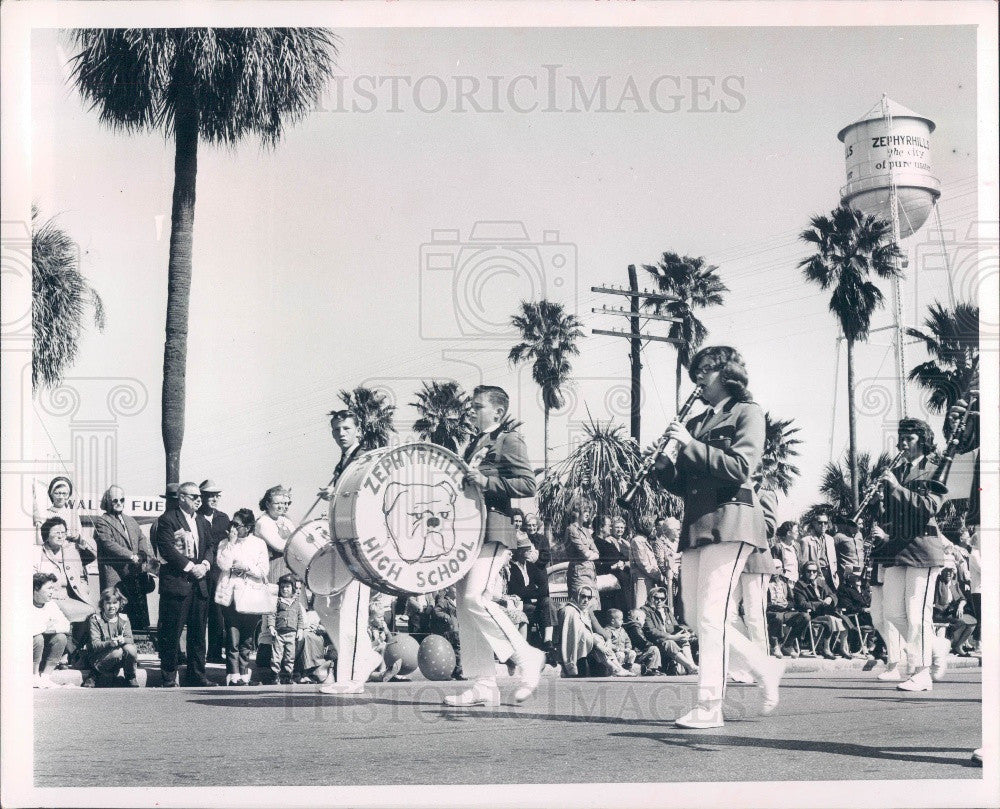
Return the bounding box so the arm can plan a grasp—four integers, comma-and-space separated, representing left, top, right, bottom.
254, 485, 295, 584
651, 345, 783, 729
93, 485, 156, 631
215, 509, 269, 685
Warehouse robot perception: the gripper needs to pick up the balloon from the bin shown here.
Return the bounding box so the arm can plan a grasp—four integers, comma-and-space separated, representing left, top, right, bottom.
383, 633, 420, 676
418, 634, 457, 681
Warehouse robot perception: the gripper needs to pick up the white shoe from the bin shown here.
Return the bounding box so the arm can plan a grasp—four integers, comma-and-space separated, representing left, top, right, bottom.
876, 664, 902, 681
513, 647, 546, 703
443, 684, 501, 707
931, 657, 947, 682
319, 680, 365, 695
675, 703, 724, 729
971, 748, 982, 766
35, 674, 58, 689
897, 668, 933, 692
728, 669, 755, 684
758, 658, 785, 715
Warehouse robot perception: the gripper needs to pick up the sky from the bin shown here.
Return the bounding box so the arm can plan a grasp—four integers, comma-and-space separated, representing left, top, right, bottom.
29, 23, 981, 523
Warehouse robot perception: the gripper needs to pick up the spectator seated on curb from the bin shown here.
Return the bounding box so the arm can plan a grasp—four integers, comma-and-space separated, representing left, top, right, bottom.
86, 587, 141, 687
934, 567, 977, 656
607, 608, 659, 674
793, 562, 848, 659
623, 609, 664, 675
297, 602, 334, 684
766, 557, 809, 658
834, 570, 871, 657
557, 586, 634, 677
640, 587, 698, 675
33, 573, 74, 689
367, 601, 397, 681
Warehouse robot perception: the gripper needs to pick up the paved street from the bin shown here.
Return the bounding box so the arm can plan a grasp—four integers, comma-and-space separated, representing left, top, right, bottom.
35, 669, 982, 787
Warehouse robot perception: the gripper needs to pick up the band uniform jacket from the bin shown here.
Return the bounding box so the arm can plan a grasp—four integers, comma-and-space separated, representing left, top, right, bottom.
875, 455, 946, 569
463, 425, 536, 550
653, 398, 767, 553
155, 508, 216, 599
92, 512, 154, 590
744, 486, 779, 574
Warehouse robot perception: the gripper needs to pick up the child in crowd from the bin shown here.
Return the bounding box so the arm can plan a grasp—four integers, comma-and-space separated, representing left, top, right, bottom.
367, 601, 395, 680
33, 572, 73, 689
623, 609, 664, 675
606, 609, 639, 672
263, 574, 304, 684
87, 587, 141, 687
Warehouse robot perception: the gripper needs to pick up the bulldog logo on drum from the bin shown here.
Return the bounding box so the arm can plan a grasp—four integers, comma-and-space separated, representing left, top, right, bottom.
383, 480, 458, 562
330, 442, 487, 596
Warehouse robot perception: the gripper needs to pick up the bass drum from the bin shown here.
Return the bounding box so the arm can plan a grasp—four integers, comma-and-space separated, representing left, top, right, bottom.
330, 443, 486, 597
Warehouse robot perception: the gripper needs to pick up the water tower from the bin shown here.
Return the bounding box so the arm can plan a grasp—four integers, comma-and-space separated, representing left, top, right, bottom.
838, 95, 941, 418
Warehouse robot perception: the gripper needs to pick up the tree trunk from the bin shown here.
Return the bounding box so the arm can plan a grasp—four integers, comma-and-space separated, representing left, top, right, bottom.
543, 404, 550, 481
675, 351, 683, 412
162, 97, 199, 485
846, 338, 859, 512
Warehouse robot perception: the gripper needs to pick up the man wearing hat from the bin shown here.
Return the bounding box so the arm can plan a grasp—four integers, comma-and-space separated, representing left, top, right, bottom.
506, 533, 554, 653
871, 417, 946, 692
198, 480, 230, 663
833, 513, 866, 580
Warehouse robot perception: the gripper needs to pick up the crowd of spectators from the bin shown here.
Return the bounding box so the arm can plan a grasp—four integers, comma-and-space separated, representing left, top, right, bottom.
30, 475, 981, 688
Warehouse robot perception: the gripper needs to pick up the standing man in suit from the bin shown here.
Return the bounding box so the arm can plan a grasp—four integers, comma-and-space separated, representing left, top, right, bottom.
316, 409, 383, 695
797, 513, 840, 591
92, 485, 155, 631
652, 345, 784, 728
198, 480, 230, 663
445, 385, 545, 707
155, 481, 217, 687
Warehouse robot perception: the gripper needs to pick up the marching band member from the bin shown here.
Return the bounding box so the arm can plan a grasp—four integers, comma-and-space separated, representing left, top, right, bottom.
652, 346, 783, 729
445, 385, 545, 707
315, 409, 383, 695
871, 418, 946, 693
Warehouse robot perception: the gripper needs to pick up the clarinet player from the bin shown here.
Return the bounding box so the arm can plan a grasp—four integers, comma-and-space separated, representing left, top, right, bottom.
651, 346, 784, 729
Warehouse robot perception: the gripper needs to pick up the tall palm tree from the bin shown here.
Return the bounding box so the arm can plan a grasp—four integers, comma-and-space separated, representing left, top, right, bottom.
754, 412, 802, 495
69, 29, 336, 483
338, 386, 396, 450
31, 206, 106, 390
410, 380, 474, 453
906, 301, 979, 413
642, 252, 728, 409
509, 299, 584, 478
818, 450, 895, 515
799, 204, 903, 512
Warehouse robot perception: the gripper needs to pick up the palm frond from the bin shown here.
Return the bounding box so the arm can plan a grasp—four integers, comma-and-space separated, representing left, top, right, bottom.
338, 386, 397, 450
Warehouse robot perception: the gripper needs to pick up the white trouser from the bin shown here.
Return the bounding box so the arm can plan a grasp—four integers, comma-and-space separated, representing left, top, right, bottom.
868, 583, 902, 666
681, 542, 770, 703
882, 566, 941, 670
729, 572, 769, 666
314, 578, 379, 684
457, 540, 530, 684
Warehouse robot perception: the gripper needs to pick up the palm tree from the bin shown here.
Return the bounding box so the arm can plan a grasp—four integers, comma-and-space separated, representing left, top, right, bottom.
799, 204, 903, 512
642, 252, 728, 409
509, 300, 584, 478
906, 301, 979, 413
31, 206, 106, 390
410, 380, 474, 453
754, 412, 802, 496
69, 29, 336, 483
537, 418, 681, 555
818, 450, 895, 515
338, 386, 396, 450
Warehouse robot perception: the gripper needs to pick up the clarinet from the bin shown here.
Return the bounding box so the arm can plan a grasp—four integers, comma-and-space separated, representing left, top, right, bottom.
617, 385, 704, 510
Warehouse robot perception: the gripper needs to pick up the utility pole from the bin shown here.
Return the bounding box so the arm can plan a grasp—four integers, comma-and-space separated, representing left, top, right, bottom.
591, 274, 682, 445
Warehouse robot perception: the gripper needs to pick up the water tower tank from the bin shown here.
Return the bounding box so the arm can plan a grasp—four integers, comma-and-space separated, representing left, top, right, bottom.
838, 97, 940, 238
